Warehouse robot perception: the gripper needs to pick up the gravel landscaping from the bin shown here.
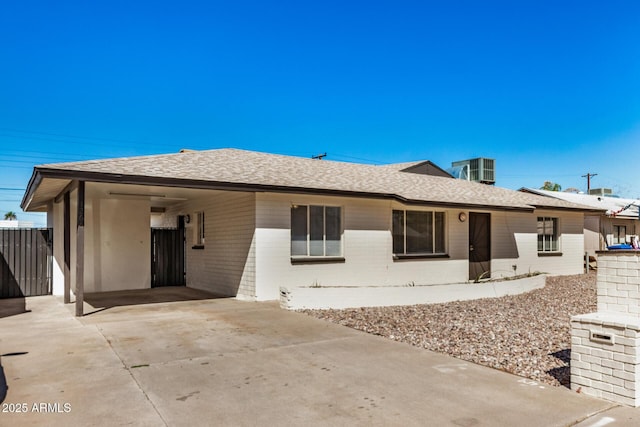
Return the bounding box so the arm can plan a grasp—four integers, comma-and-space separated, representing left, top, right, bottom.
301, 272, 596, 388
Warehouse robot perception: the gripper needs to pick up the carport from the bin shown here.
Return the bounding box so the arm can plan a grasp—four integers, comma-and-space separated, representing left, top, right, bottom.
21, 165, 256, 316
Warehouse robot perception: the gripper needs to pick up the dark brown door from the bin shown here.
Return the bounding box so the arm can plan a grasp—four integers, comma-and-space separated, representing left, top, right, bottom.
469, 213, 491, 281
151, 218, 186, 288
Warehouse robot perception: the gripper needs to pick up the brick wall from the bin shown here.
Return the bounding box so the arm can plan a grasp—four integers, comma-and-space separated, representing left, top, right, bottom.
571, 313, 640, 406
162, 191, 257, 299
596, 252, 640, 315
571, 251, 640, 407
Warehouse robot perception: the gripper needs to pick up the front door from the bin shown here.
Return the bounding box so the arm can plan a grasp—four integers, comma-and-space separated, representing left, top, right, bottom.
469, 212, 491, 281
150, 216, 186, 287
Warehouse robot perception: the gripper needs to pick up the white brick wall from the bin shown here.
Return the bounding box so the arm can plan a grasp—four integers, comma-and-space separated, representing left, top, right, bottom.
571, 313, 640, 406
491, 210, 585, 278
571, 251, 640, 406
156, 189, 588, 302
254, 193, 471, 300
596, 253, 640, 315
163, 190, 257, 299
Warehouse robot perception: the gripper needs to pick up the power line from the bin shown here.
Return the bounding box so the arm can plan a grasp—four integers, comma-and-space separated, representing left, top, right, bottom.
0, 158, 61, 165
501, 173, 585, 178
0, 133, 144, 149
2, 148, 113, 159
0, 127, 155, 145
0, 164, 35, 170
0, 153, 100, 162
331, 153, 385, 164
0, 127, 180, 149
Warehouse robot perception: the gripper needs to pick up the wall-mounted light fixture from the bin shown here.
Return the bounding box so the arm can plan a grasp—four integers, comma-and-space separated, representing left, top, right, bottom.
458, 212, 467, 222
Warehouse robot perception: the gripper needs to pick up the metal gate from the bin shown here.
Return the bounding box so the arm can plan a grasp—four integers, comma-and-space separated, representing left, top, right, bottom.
0, 228, 53, 298
151, 227, 186, 287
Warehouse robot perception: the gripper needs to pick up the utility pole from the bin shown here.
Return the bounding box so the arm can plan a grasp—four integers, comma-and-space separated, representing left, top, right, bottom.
582, 172, 598, 194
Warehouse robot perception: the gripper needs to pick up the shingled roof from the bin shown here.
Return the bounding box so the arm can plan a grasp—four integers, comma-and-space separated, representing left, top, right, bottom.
22, 148, 601, 212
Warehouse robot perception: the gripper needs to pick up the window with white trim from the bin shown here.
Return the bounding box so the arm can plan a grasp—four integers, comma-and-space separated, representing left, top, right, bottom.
537, 217, 559, 252
291, 205, 342, 257
392, 209, 446, 255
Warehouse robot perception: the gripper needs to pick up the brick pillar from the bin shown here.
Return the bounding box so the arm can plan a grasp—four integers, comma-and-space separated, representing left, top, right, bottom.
571, 251, 640, 406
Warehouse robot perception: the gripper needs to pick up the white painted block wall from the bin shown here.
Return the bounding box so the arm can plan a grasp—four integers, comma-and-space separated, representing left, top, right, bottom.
49, 186, 586, 302
254, 193, 470, 300
255, 194, 586, 301
49, 186, 152, 294
163, 190, 257, 299
571, 251, 640, 406
83, 197, 151, 292
596, 253, 640, 314
49, 200, 65, 296
571, 313, 640, 406
491, 209, 584, 278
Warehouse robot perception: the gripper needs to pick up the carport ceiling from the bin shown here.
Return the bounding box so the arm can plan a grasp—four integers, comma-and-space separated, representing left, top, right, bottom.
25, 178, 229, 212
87, 182, 225, 208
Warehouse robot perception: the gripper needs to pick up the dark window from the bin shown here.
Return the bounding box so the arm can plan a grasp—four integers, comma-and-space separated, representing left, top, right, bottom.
614, 225, 627, 245
291, 205, 308, 256
196, 211, 205, 246
392, 209, 446, 255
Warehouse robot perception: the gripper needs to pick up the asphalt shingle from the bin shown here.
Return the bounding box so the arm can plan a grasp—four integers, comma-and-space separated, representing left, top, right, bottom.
33, 148, 598, 211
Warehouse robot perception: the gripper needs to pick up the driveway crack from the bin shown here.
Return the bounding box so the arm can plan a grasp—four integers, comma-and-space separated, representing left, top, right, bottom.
94, 325, 169, 427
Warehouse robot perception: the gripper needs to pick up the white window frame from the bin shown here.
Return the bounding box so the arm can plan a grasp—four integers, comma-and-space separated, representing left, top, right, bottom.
537, 216, 559, 253
291, 204, 343, 258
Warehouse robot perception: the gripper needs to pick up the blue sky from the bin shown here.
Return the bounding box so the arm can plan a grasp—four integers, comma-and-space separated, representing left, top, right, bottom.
1, 1, 639, 226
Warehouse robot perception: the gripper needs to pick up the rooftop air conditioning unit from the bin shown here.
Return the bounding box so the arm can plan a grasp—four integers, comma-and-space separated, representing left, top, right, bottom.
451, 158, 495, 185
589, 188, 613, 196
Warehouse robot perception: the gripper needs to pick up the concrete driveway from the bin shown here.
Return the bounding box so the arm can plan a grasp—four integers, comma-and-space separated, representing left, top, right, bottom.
1, 288, 639, 426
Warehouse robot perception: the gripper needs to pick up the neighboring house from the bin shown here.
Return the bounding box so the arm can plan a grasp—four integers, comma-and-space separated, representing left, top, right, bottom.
0, 220, 35, 228
21, 148, 601, 309
520, 188, 639, 256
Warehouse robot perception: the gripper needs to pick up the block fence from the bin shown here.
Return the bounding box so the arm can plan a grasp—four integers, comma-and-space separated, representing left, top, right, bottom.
571, 251, 640, 406
596, 252, 640, 314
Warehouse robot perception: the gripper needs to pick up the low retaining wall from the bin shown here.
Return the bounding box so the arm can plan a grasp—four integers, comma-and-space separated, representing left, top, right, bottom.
279, 274, 546, 310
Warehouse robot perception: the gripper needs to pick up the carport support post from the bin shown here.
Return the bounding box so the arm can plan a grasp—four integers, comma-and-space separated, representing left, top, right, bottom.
75, 181, 85, 317
64, 191, 71, 304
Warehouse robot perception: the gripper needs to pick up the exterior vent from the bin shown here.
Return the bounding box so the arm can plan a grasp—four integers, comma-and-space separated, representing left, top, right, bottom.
450, 158, 495, 185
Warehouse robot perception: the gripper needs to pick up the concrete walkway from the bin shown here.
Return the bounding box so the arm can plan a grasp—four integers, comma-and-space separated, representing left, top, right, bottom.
1, 289, 639, 426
